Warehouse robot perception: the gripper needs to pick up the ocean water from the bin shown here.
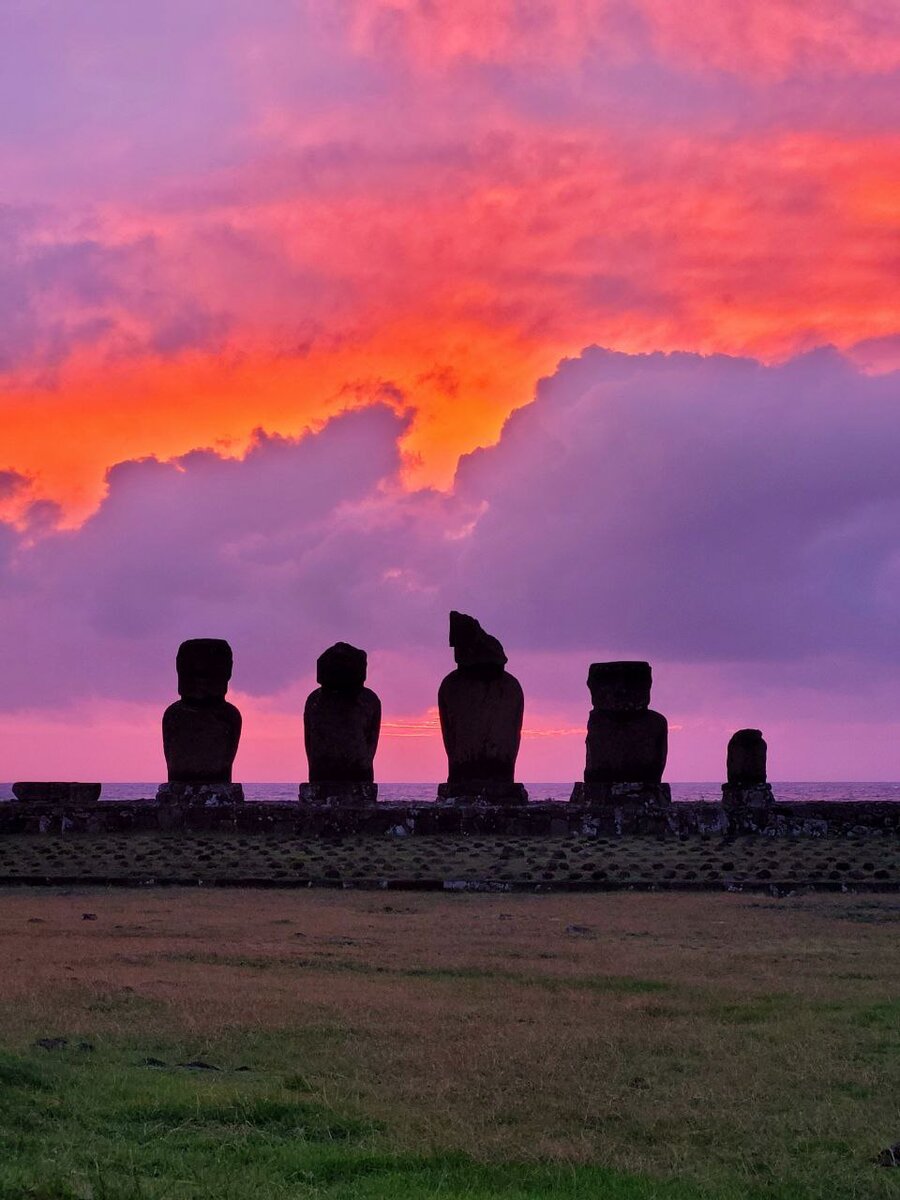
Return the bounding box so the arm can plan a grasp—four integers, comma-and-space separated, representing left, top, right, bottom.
2, 782, 900, 803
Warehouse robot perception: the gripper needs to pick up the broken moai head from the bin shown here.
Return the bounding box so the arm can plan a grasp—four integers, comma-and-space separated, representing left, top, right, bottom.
727, 728, 768, 786
176, 638, 233, 703
316, 642, 368, 690
449, 610, 508, 670
587, 661, 652, 712
440, 612, 523, 788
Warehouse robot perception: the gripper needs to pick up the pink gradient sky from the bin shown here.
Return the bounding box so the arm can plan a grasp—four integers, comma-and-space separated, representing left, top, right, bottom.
1, 2, 899, 781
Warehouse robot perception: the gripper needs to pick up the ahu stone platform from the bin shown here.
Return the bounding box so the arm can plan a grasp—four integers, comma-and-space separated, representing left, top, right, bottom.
0, 797, 898, 840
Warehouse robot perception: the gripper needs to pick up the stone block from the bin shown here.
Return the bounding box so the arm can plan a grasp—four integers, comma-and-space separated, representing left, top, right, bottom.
155, 782, 244, 806
436, 781, 529, 805
298, 782, 378, 807
721, 782, 775, 812
11, 782, 102, 803
570, 781, 672, 808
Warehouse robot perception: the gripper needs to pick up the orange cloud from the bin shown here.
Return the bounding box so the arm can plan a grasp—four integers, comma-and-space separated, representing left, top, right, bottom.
2, 124, 897, 520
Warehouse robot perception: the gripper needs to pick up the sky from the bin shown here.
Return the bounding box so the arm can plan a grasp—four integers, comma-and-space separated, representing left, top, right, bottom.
1, 1, 899, 782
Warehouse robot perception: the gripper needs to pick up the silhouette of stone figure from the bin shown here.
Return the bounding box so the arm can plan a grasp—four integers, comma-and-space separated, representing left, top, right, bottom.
437, 612, 527, 804
570, 661, 670, 806
299, 642, 380, 806
722, 728, 774, 811
157, 639, 243, 804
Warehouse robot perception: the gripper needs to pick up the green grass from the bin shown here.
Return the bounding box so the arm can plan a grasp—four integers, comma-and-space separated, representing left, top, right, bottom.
1, 889, 898, 1199
0, 1048, 725, 1200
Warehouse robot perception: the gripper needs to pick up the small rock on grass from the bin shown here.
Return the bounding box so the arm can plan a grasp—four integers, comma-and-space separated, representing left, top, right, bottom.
33, 1037, 68, 1051
878, 1142, 900, 1167
177, 1060, 221, 1071
565, 924, 594, 936
140, 1057, 167, 1068
81, 913, 98, 921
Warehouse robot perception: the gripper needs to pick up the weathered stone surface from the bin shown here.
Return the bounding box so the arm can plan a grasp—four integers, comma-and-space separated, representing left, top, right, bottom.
581, 661, 668, 789
570, 782, 672, 808
727, 728, 767, 784
156, 782, 244, 806
878, 1142, 900, 1168
0, 795, 898, 840
12, 782, 101, 803
299, 782, 378, 807
162, 639, 242, 785
438, 612, 525, 799
436, 781, 528, 806
722, 782, 775, 813
304, 642, 381, 785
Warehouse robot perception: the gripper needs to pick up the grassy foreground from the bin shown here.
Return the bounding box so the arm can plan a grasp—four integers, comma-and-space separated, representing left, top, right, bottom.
0, 889, 897, 1199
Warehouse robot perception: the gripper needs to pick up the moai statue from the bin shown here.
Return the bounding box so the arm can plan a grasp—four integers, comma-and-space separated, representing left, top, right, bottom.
436, 611, 527, 804
299, 642, 381, 807
570, 661, 671, 808
722, 728, 775, 816
157, 638, 243, 805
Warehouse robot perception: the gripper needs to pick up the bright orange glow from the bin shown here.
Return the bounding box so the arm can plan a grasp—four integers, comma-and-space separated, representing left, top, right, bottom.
2, 127, 897, 521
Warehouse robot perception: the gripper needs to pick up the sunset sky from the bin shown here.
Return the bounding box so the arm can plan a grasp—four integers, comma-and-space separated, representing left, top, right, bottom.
1, 1, 899, 782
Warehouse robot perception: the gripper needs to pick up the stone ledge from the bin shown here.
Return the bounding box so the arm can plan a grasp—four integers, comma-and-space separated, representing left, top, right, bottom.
0, 798, 897, 838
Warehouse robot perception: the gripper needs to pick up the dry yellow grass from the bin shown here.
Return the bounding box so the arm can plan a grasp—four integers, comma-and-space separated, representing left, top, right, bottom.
1, 888, 898, 1196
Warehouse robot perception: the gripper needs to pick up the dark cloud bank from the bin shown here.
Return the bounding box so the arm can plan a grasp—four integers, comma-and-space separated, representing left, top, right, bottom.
2, 346, 898, 712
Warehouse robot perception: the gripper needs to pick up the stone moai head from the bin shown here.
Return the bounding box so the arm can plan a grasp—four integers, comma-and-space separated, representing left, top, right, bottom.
449, 610, 507, 670
727, 728, 767, 785
176, 638, 233, 703
587, 661, 652, 712
316, 642, 367, 690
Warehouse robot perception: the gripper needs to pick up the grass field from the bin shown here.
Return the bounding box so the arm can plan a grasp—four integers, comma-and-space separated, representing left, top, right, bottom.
0, 888, 898, 1199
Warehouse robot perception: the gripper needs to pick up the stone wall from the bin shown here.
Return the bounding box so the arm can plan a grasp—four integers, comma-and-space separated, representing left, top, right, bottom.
0, 797, 897, 838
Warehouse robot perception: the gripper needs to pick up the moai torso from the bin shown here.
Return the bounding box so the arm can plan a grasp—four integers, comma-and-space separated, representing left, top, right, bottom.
304, 643, 381, 783
162, 639, 242, 783
438, 612, 524, 785
583, 661, 667, 785
727, 729, 767, 785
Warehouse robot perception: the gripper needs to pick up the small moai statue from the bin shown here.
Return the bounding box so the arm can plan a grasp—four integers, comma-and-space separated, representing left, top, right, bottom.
436, 611, 527, 804
722, 728, 775, 815
157, 638, 243, 805
570, 661, 671, 808
299, 642, 381, 807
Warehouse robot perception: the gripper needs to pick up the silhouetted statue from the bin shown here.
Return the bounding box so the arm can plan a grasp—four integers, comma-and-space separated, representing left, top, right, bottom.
299, 642, 380, 806
157, 639, 243, 804
722, 728, 775, 811
727, 729, 767, 785
571, 661, 670, 806
437, 611, 527, 804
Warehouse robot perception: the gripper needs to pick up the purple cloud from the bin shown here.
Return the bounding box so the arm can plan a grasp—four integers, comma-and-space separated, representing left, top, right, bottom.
0, 346, 898, 732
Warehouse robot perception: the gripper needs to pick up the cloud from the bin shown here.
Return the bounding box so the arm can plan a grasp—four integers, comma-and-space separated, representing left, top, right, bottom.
452, 346, 900, 666
1, 2, 898, 517
1, 346, 899, 729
